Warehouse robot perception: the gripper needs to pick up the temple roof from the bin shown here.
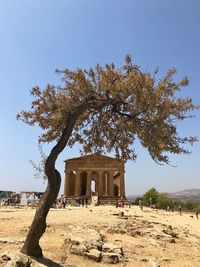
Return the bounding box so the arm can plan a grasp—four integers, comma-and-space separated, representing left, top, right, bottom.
64, 152, 123, 162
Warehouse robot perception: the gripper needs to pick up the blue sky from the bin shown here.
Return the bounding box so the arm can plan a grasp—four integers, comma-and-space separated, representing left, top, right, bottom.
0, 0, 199, 195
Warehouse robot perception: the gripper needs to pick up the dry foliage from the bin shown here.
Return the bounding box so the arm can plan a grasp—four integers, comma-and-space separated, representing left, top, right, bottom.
17, 55, 199, 164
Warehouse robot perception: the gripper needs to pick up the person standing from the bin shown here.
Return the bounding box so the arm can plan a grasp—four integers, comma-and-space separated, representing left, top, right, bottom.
139, 200, 144, 211
196, 210, 199, 219
81, 197, 84, 207
149, 197, 153, 208
115, 199, 119, 208
178, 205, 182, 216
85, 197, 88, 208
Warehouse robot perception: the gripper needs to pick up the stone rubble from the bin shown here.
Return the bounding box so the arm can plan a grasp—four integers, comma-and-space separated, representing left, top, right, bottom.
64, 225, 124, 264
0, 253, 36, 267
107, 218, 179, 244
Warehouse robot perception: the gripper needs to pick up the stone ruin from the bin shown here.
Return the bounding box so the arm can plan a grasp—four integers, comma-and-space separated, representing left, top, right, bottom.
64, 153, 126, 205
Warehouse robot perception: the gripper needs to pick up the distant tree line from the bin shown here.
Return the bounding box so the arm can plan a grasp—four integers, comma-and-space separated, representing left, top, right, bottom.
0, 191, 21, 205
0, 191, 13, 198
135, 188, 200, 212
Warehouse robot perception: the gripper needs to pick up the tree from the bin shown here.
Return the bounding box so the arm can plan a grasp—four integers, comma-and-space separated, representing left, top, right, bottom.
142, 188, 174, 209
17, 55, 199, 257
143, 187, 159, 205
156, 192, 174, 209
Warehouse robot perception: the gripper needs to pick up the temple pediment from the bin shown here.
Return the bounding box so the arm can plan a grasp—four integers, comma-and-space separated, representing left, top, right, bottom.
64, 152, 123, 163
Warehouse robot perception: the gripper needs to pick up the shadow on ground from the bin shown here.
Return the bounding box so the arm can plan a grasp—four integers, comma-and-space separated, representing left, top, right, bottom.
34, 257, 63, 267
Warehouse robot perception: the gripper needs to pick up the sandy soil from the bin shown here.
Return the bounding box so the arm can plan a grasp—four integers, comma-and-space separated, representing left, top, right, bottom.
0, 205, 200, 267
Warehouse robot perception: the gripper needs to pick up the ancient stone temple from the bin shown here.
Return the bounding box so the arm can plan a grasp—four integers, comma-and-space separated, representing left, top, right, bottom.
64, 153, 125, 200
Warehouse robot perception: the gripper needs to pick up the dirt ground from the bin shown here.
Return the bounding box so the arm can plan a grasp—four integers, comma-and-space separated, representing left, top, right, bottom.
0, 204, 200, 267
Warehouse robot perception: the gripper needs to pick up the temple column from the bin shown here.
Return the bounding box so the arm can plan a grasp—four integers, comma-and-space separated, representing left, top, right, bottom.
86, 171, 92, 197
109, 171, 114, 197
75, 170, 81, 196
120, 168, 125, 198
105, 173, 108, 195
64, 170, 70, 196
98, 171, 103, 197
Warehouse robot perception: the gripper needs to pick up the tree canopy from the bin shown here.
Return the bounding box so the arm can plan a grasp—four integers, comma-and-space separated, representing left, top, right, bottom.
17, 55, 199, 165
143, 187, 160, 205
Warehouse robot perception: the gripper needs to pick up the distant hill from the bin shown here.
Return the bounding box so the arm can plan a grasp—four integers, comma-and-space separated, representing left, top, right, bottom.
169, 188, 200, 200
127, 195, 141, 201
127, 189, 200, 201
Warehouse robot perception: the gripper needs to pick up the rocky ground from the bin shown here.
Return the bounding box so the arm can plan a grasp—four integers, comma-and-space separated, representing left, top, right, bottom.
0, 205, 200, 267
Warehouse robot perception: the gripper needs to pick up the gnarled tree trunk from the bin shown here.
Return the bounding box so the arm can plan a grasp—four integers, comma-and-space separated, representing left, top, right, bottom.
20, 170, 61, 257
20, 103, 90, 257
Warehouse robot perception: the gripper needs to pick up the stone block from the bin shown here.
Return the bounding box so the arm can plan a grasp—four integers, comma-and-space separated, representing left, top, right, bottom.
102, 252, 119, 264
102, 242, 123, 255
86, 249, 101, 262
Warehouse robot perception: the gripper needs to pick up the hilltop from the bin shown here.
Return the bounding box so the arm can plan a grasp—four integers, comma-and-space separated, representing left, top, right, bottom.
127, 188, 200, 201
169, 188, 200, 200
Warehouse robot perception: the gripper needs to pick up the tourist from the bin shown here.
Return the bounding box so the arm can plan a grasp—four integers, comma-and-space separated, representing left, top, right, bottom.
196, 211, 199, 219
166, 205, 170, 212
85, 197, 88, 208
62, 196, 67, 208
0, 199, 5, 206
149, 197, 153, 208
138, 199, 141, 209
178, 205, 182, 216
58, 195, 63, 208
139, 200, 144, 211
120, 196, 124, 207
76, 196, 81, 206
81, 197, 84, 207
